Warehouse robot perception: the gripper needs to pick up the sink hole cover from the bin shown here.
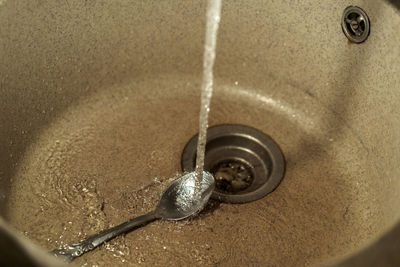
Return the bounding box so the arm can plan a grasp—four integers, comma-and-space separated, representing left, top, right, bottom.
341, 6, 370, 43
181, 124, 285, 203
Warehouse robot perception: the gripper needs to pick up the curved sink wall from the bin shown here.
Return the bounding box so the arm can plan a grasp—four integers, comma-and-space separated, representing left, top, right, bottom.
0, 0, 399, 265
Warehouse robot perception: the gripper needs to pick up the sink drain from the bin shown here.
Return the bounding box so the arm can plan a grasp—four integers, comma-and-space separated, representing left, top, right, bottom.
181, 124, 285, 203
210, 159, 254, 194
341, 6, 370, 43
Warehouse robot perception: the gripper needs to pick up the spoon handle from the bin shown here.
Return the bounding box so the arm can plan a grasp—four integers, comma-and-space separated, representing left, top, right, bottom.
51, 211, 159, 261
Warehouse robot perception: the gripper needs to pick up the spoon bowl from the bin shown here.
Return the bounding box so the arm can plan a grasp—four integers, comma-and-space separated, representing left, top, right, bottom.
157, 171, 215, 220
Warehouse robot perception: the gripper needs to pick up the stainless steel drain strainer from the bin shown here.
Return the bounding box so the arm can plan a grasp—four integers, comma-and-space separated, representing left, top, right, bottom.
181, 124, 285, 203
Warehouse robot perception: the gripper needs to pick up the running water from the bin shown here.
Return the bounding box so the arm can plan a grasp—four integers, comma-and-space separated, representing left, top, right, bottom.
194, 0, 222, 195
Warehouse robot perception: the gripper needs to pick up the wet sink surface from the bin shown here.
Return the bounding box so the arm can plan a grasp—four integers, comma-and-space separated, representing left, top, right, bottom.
3, 74, 389, 266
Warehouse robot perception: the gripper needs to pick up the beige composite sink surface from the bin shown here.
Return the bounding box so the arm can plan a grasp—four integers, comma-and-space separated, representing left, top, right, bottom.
1, 0, 400, 266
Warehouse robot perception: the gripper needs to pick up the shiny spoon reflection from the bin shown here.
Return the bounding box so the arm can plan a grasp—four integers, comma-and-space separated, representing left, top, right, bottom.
51, 171, 215, 261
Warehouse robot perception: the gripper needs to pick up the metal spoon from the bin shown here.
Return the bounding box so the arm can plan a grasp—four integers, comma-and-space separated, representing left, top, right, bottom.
51, 171, 215, 261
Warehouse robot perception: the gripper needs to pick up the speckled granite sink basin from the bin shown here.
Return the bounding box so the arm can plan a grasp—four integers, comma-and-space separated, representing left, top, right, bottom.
0, 0, 399, 266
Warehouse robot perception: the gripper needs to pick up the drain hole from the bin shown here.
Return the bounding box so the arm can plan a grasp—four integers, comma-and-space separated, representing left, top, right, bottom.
181, 124, 285, 203
341, 6, 370, 43
210, 159, 255, 194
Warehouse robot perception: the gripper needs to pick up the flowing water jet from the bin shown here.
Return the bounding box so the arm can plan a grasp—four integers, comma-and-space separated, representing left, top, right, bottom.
194, 0, 222, 196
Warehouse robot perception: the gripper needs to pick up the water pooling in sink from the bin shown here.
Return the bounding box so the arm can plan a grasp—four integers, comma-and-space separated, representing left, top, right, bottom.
5, 74, 373, 266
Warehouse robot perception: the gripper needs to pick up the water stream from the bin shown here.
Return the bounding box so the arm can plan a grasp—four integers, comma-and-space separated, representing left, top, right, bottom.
194, 0, 222, 195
